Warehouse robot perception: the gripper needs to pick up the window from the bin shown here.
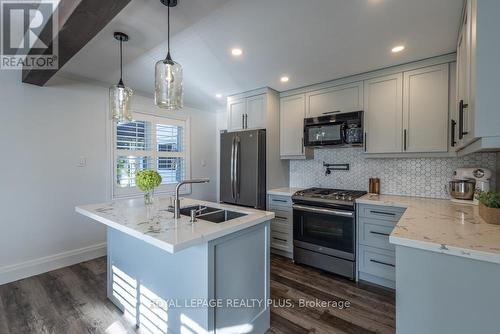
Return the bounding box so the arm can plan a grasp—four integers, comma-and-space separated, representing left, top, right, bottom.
113, 112, 190, 197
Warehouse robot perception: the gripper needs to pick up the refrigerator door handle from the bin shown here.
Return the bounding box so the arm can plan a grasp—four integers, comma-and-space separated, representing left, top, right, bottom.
234, 136, 241, 198
230, 136, 235, 199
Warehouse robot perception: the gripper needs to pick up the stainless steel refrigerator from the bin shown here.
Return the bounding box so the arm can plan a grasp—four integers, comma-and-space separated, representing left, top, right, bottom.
220, 129, 266, 209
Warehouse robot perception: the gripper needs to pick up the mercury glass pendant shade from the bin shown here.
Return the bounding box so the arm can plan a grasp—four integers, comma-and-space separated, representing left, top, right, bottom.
154, 57, 183, 109
110, 32, 133, 123
110, 83, 133, 122
155, 0, 183, 109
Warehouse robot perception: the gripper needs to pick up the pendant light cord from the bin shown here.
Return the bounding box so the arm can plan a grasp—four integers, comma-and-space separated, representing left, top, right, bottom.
165, 3, 172, 63
167, 4, 170, 54
119, 38, 124, 86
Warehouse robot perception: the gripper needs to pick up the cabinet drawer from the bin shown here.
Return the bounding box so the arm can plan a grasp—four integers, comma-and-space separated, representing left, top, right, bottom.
268, 195, 292, 207
271, 231, 291, 251
358, 204, 405, 222
271, 221, 289, 234
271, 208, 291, 222
358, 245, 395, 281
359, 218, 395, 251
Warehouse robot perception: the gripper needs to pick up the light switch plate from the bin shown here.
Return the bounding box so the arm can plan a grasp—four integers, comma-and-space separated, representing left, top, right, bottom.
77, 157, 87, 167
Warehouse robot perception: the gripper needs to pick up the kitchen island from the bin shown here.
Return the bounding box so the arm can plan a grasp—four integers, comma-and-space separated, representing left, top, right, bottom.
76, 197, 274, 334
357, 194, 500, 334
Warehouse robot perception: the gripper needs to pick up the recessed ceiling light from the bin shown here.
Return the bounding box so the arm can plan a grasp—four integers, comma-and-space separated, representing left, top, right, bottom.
391, 45, 405, 53
231, 48, 243, 56
280, 76, 290, 83
215, 93, 223, 98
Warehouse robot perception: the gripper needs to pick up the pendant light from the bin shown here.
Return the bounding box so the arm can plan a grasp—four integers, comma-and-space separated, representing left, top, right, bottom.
155, 0, 183, 109
110, 32, 133, 123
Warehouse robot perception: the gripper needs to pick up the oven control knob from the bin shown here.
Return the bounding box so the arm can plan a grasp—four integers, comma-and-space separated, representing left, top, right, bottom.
348, 196, 353, 201
335, 195, 340, 200
340, 194, 346, 200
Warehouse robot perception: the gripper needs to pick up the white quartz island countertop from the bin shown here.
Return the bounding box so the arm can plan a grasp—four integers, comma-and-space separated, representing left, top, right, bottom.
357, 194, 500, 264
76, 197, 274, 253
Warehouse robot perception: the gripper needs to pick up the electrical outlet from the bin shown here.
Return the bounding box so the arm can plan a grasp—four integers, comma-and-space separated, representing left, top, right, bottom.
77, 157, 87, 167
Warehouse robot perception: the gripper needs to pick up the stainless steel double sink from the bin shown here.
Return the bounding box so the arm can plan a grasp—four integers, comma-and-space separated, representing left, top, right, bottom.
177, 204, 247, 223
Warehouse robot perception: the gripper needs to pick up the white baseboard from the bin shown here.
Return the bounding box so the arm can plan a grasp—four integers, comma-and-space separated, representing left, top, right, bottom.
0, 243, 107, 285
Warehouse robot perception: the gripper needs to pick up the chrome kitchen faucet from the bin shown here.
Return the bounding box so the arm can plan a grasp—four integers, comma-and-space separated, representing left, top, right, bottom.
174, 178, 210, 218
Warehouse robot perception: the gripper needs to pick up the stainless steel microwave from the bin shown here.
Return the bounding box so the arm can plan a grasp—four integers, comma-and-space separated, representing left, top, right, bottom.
303, 111, 363, 147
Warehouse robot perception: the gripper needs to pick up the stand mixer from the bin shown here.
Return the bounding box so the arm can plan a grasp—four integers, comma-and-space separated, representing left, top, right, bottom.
449, 167, 492, 205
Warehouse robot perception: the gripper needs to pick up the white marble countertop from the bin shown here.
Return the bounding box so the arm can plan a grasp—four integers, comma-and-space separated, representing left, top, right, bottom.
357, 194, 500, 264
267, 187, 303, 196
76, 197, 274, 254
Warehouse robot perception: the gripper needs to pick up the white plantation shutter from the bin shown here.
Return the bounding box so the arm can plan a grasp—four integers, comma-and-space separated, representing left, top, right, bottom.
113, 112, 190, 197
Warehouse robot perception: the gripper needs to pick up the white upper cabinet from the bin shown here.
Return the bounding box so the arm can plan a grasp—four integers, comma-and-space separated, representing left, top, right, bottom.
403, 64, 449, 153
306, 81, 363, 117
227, 98, 246, 131
227, 94, 267, 132
454, 0, 500, 154
364, 73, 403, 154
246, 94, 266, 130
280, 94, 310, 159
456, 0, 473, 147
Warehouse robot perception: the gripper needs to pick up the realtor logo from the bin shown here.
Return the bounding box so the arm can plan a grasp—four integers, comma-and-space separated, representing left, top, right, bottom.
1, 0, 58, 70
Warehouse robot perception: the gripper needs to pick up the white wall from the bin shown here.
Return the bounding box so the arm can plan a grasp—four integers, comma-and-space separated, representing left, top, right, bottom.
215, 111, 228, 201
0, 71, 217, 284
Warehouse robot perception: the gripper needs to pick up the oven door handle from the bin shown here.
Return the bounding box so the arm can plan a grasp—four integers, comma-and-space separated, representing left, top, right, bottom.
292, 204, 354, 217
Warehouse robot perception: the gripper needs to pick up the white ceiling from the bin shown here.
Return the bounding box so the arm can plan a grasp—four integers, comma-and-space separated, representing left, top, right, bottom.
58, 0, 463, 112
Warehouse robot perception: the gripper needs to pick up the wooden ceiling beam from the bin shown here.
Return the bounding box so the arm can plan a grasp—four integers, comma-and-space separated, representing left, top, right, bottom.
22, 0, 131, 86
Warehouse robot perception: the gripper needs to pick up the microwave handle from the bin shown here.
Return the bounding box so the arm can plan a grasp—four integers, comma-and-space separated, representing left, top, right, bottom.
323, 110, 341, 115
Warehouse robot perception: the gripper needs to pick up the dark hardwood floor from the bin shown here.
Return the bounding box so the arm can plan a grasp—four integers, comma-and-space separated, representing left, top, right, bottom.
0, 255, 394, 334
269, 255, 395, 334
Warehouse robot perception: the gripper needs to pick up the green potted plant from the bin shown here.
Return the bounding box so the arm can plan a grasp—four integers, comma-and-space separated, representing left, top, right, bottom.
476, 191, 500, 225
136, 170, 162, 205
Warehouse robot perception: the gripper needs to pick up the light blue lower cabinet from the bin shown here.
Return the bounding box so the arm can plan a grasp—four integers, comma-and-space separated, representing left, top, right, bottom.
267, 194, 294, 259
358, 245, 396, 288
396, 245, 500, 334
357, 204, 403, 289
107, 221, 271, 334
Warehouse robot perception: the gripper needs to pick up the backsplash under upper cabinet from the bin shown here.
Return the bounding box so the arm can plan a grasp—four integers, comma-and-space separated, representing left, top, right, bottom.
290, 148, 497, 199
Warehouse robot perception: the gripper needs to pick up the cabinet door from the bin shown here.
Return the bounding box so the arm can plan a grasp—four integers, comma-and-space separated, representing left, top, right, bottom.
227, 98, 245, 131
246, 94, 266, 129
449, 63, 458, 150
280, 94, 306, 157
403, 64, 449, 153
364, 74, 403, 153
306, 81, 363, 117
456, 0, 473, 146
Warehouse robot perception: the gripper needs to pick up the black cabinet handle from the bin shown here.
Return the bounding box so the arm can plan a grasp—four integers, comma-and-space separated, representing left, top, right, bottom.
403, 129, 407, 151
370, 231, 391, 237
272, 199, 287, 203
451, 119, 457, 147
370, 259, 395, 267
370, 210, 396, 216
275, 216, 288, 221
364, 132, 367, 152
459, 100, 469, 139
323, 110, 341, 115
272, 237, 287, 242
242, 114, 245, 129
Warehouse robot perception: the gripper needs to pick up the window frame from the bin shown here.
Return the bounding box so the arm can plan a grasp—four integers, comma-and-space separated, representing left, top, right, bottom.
110, 110, 191, 199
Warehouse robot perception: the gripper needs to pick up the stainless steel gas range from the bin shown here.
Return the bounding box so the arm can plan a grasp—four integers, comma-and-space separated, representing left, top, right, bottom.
292, 188, 367, 280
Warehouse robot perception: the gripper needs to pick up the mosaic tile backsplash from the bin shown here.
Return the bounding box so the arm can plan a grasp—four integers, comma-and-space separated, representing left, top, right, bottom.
290, 148, 498, 199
